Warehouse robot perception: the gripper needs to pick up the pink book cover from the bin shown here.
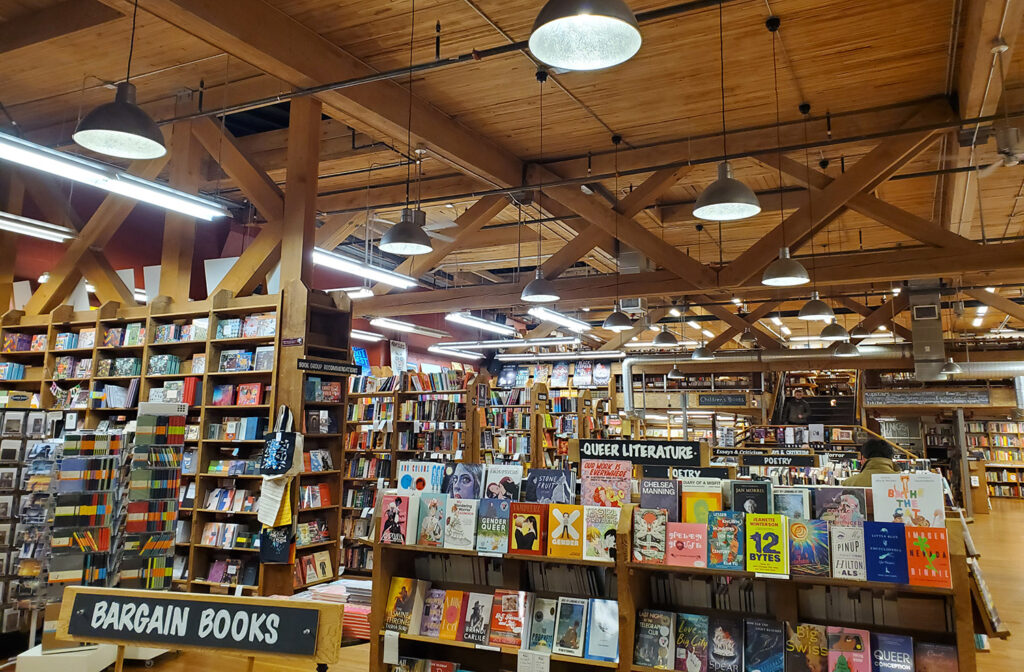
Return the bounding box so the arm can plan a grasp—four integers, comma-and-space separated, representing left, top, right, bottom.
580, 459, 632, 507
827, 626, 871, 672
665, 522, 707, 568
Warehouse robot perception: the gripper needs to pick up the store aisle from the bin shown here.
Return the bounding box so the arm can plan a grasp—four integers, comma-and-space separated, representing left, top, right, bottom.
972, 499, 1024, 672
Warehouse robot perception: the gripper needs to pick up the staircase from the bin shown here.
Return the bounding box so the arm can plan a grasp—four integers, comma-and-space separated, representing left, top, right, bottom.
775, 395, 857, 425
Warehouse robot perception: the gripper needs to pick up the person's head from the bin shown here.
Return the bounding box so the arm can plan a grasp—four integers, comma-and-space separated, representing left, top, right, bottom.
793, 388, 804, 399
523, 516, 536, 533
860, 438, 893, 460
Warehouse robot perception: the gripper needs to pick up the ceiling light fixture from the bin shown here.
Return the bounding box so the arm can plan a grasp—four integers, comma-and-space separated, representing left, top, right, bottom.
312, 248, 418, 289
368, 318, 449, 339
133, 289, 148, 303
798, 291, 834, 321
739, 329, 757, 347
496, 350, 624, 362
972, 317, 984, 327
834, 341, 860, 357
771, 316, 783, 326
428, 345, 485, 361
73, 1, 166, 160
625, 339, 694, 349
528, 306, 591, 333
762, 247, 809, 286
351, 329, 386, 342
701, 329, 716, 339
37, 272, 49, 284
0, 131, 227, 220
439, 336, 578, 350
522, 268, 560, 303
653, 326, 678, 347
602, 304, 633, 332
528, 0, 642, 71
668, 306, 682, 318
819, 321, 850, 342
691, 345, 715, 361
781, 325, 792, 336
0, 211, 75, 242
849, 325, 870, 339
334, 286, 374, 300
380, 207, 432, 255
445, 312, 518, 336
940, 357, 963, 376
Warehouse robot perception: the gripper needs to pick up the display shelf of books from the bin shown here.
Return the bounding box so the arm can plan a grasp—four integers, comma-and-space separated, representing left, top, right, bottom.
964, 420, 1024, 498
479, 381, 533, 466
532, 382, 590, 469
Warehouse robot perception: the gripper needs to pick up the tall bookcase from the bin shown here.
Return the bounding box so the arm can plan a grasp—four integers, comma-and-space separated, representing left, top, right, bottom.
965, 420, 1024, 498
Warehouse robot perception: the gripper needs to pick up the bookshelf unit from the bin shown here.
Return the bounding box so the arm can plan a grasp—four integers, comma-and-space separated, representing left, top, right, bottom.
479, 382, 533, 466
965, 420, 1024, 498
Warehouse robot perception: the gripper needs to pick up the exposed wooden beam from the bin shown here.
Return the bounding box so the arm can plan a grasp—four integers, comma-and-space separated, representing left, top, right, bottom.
696, 299, 781, 350
159, 117, 203, 302
212, 224, 283, 297
0, 172, 24, 310
964, 288, 1024, 323
280, 96, 322, 285
22, 157, 167, 314
0, 0, 122, 56
508, 320, 561, 354
137, 0, 522, 187
834, 295, 913, 340
599, 308, 670, 351
705, 301, 782, 352
317, 175, 484, 214
315, 213, 361, 250
720, 102, 952, 286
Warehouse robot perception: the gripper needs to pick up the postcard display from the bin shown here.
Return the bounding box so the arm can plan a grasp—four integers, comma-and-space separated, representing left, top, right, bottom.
368, 459, 979, 672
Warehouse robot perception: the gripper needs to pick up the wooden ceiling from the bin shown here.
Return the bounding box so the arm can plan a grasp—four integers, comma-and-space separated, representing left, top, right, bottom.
3, 0, 1024, 350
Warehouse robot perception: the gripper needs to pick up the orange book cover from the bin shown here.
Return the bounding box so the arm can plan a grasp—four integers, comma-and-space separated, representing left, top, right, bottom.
489, 589, 528, 647
439, 590, 467, 641
905, 526, 952, 589
547, 503, 584, 559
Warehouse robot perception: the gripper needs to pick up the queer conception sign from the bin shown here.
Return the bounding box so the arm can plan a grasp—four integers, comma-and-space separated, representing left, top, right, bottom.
63, 591, 321, 656
578, 439, 701, 467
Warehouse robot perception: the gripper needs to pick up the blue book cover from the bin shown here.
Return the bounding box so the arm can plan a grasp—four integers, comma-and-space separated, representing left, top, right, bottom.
744, 619, 785, 672
583, 598, 619, 662
790, 519, 830, 576
870, 633, 914, 672
707, 510, 744, 570
864, 521, 909, 584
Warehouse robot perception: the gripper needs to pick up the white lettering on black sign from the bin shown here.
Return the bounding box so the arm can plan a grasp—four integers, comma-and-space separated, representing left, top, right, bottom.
579, 439, 701, 467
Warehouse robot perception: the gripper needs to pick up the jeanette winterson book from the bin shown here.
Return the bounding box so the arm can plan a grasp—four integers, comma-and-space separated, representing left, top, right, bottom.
640, 478, 681, 522
475, 498, 511, 553
681, 478, 723, 524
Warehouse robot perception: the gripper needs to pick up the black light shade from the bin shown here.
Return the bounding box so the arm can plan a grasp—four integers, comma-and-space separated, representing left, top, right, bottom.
602, 309, 633, 332
529, 0, 642, 71
73, 82, 167, 160
380, 208, 433, 255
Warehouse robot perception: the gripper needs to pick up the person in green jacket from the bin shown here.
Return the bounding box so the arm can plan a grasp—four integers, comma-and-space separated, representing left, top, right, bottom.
842, 438, 900, 487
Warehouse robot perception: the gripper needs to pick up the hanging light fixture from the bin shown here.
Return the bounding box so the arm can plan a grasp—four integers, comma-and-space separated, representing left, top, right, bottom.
653, 325, 677, 347
940, 357, 963, 376
522, 71, 559, 303
667, 365, 685, 379
819, 320, 850, 342
73, 1, 165, 160
834, 342, 860, 357
762, 247, 809, 287
694, 3, 760, 222
691, 345, 715, 361
603, 304, 633, 332
739, 329, 757, 347
849, 324, 870, 339
602, 135, 633, 330
799, 291, 834, 321
528, 0, 642, 71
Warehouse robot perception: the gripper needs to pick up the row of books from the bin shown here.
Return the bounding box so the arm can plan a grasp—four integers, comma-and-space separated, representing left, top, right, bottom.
104, 324, 145, 347
404, 371, 465, 392
297, 518, 331, 546
97, 357, 141, 377
304, 409, 339, 434
480, 433, 530, 457
53, 356, 91, 379
217, 347, 274, 373
215, 313, 276, 340
203, 488, 258, 513
347, 398, 394, 424
205, 558, 258, 586
548, 392, 582, 413
398, 398, 466, 422
385, 577, 618, 661
295, 550, 334, 586
303, 449, 334, 472
346, 430, 392, 452
304, 377, 342, 402
392, 462, 574, 504
152, 319, 208, 344
211, 382, 265, 406
148, 377, 201, 405
199, 522, 258, 549
2, 332, 46, 352
206, 416, 267, 441
486, 388, 529, 405
343, 486, 376, 509
206, 459, 260, 476
484, 409, 531, 430
148, 354, 182, 376
0, 363, 25, 380
348, 456, 392, 479
633, 611, 955, 672
299, 484, 333, 509
496, 361, 610, 388
348, 375, 400, 393
750, 426, 856, 445
397, 430, 464, 454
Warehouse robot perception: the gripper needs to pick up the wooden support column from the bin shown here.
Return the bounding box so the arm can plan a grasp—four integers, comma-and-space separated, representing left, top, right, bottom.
160, 110, 203, 302
0, 171, 24, 310
280, 96, 322, 286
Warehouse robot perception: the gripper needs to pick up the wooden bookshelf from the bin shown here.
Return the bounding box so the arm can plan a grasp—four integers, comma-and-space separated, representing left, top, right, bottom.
965, 420, 1024, 498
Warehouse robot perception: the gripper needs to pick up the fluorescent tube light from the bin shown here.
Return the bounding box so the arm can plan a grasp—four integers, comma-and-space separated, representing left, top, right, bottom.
972, 317, 984, 327
731, 297, 742, 305
313, 248, 418, 289
37, 272, 49, 284
84, 282, 96, 293
687, 320, 700, 329
428, 345, 485, 361
771, 316, 783, 326
0, 211, 75, 242
781, 325, 792, 336
0, 130, 227, 220
701, 329, 715, 338
496, 350, 624, 361
527, 306, 592, 333
668, 307, 682, 317
976, 305, 988, 316
648, 325, 660, 332
986, 287, 996, 293
445, 312, 518, 336
625, 340, 698, 349
438, 336, 577, 350
369, 317, 449, 339
351, 329, 385, 342
331, 286, 374, 299
133, 289, 148, 302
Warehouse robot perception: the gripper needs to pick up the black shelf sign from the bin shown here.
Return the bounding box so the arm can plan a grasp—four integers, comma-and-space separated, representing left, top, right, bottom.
578, 438, 701, 467
296, 358, 361, 376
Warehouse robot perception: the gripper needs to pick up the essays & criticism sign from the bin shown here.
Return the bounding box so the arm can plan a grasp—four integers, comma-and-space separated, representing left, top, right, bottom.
578, 439, 701, 467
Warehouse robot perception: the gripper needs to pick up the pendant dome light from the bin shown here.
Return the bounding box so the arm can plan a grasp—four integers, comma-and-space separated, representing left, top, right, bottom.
667, 365, 685, 379
799, 291, 834, 321
940, 357, 963, 376
380, 2, 432, 256
819, 320, 850, 342
653, 325, 678, 347
691, 345, 715, 361
603, 304, 633, 332
850, 324, 870, 340
73, 1, 166, 160
603, 135, 632, 330
739, 329, 757, 347
834, 341, 859, 357
522, 71, 559, 303
762, 247, 809, 286
695, 3, 760, 222
528, 0, 642, 72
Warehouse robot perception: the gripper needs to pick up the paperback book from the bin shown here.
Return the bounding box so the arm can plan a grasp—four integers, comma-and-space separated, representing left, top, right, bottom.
814, 487, 868, 525
442, 462, 483, 499
905, 526, 952, 589
548, 503, 584, 559
420, 589, 446, 637
831, 525, 867, 580
785, 623, 828, 672
397, 461, 446, 494
744, 513, 789, 576
439, 590, 467, 641
707, 615, 743, 672
443, 499, 478, 551
744, 619, 785, 672
483, 463, 523, 501
633, 508, 668, 563
675, 613, 708, 672
527, 597, 558, 653
416, 494, 447, 547
871, 472, 945, 527
707, 511, 744, 570
584, 598, 619, 662
773, 487, 811, 519
681, 478, 723, 524
789, 519, 830, 577
634, 609, 675, 668
665, 522, 707, 568
731, 481, 772, 514
870, 633, 914, 672
475, 498, 511, 553
582, 505, 620, 561
522, 468, 575, 504
914, 643, 957, 672
380, 493, 414, 545
509, 502, 546, 555
640, 478, 681, 522
827, 626, 870, 672
863, 521, 909, 584
489, 589, 528, 647
385, 577, 419, 633
461, 592, 493, 645
581, 459, 632, 507
552, 596, 588, 657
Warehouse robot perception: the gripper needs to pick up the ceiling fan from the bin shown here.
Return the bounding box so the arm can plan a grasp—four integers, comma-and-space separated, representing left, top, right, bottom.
977, 125, 1024, 178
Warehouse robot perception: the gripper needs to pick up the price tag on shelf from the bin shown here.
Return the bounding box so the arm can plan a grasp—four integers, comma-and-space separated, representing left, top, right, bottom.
755, 572, 789, 580
478, 551, 503, 559
476, 644, 501, 652
234, 584, 244, 597
383, 631, 400, 665
517, 649, 550, 672
377, 477, 386, 489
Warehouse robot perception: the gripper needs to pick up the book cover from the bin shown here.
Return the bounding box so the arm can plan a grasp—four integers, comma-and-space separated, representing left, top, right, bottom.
827, 626, 870, 672
773, 487, 811, 519
905, 526, 952, 589
548, 503, 584, 559
744, 513, 789, 575
731, 481, 772, 514
785, 623, 828, 672
790, 519, 830, 577
913, 643, 957, 672
585, 598, 619, 662
634, 609, 675, 668
633, 507, 668, 563
551, 361, 570, 387
211, 385, 235, 406
707, 615, 743, 672
744, 619, 785, 672
236, 383, 262, 406
582, 506, 620, 562
666, 522, 707, 568
870, 473, 945, 528
379, 493, 410, 545
488, 589, 528, 648
397, 461, 446, 494
580, 459, 632, 507
640, 478, 682, 522
475, 498, 511, 553
707, 511, 744, 570
443, 498, 478, 550
681, 478, 723, 524
510, 502, 547, 555
483, 463, 523, 501
419, 589, 446, 637
553, 596, 588, 657
442, 462, 483, 499
870, 633, 914, 672
416, 494, 447, 547
438, 590, 467, 641
527, 597, 558, 653
573, 360, 593, 387
461, 592, 493, 645
831, 525, 867, 580
523, 468, 575, 504
814, 487, 867, 525
385, 577, 417, 632
864, 521, 909, 584
675, 613, 708, 672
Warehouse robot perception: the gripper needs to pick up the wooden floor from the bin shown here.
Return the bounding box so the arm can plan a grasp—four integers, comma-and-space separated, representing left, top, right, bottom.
147, 501, 1023, 672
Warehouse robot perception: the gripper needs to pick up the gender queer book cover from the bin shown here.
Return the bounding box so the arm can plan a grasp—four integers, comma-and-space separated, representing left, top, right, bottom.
675, 613, 709, 672
634, 609, 675, 668
707, 511, 744, 570
744, 619, 785, 672
790, 519, 830, 577
863, 521, 909, 584
707, 615, 743, 672
640, 478, 681, 522
870, 632, 914, 672
475, 498, 511, 553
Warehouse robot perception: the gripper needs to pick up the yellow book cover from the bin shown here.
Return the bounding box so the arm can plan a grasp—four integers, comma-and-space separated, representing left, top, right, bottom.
384, 576, 416, 633
548, 503, 584, 559
745, 513, 789, 576
681, 477, 724, 524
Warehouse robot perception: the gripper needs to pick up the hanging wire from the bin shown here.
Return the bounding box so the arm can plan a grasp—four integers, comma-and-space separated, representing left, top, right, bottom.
126, 0, 139, 83
537, 72, 545, 268
718, 1, 728, 155
771, 21, 787, 247
613, 135, 622, 307
405, 0, 417, 209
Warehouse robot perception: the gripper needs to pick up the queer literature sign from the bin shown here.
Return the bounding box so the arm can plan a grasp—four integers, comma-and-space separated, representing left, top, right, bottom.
57, 586, 342, 664
576, 439, 703, 468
